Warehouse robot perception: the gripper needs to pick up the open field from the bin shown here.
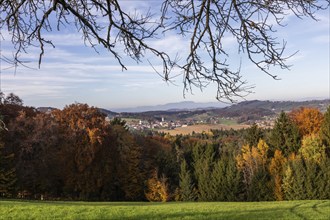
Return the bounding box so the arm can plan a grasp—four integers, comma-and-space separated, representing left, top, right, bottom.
0, 200, 329, 220
158, 123, 249, 135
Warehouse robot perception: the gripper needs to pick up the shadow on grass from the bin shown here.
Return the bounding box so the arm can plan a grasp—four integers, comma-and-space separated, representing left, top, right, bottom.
312, 200, 328, 215
1, 200, 329, 220
289, 202, 307, 220
124, 207, 295, 220
122, 201, 330, 220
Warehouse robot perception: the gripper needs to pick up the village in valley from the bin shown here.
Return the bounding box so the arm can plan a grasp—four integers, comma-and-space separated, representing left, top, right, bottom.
101, 99, 330, 134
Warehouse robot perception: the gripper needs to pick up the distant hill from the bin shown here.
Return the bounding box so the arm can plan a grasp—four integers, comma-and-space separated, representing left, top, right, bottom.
38, 99, 329, 124
210, 99, 330, 123
228, 99, 330, 113
97, 108, 118, 118
111, 101, 229, 113
111, 99, 330, 113
111, 99, 330, 124
37, 107, 58, 113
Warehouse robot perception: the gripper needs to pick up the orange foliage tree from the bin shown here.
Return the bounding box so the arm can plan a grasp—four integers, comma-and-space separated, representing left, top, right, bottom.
52, 103, 107, 172
289, 107, 324, 136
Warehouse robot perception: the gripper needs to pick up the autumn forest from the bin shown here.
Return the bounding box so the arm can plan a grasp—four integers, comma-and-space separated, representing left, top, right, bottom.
0, 93, 329, 202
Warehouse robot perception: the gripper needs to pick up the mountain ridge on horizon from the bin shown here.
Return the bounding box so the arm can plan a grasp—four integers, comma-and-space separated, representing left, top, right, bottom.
37, 98, 330, 114
110, 101, 230, 113
110, 98, 330, 113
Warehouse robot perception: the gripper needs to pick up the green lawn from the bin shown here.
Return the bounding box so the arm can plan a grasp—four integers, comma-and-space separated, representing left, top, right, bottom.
0, 200, 329, 219
217, 118, 238, 126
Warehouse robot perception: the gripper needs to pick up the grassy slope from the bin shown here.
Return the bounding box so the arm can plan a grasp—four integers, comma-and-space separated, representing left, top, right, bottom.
0, 200, 329, 219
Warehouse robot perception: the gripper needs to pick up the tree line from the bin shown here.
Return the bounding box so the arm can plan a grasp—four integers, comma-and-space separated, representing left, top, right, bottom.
1, 93, 329, 201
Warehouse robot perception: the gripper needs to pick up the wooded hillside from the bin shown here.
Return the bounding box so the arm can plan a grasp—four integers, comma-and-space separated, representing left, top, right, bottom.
1, 93, 329, 201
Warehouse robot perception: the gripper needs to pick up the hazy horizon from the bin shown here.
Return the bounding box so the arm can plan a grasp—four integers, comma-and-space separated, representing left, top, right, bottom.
28, 97, 330, 113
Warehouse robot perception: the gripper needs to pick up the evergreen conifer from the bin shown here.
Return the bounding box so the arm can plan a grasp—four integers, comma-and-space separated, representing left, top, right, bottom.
179, 159, 197, 201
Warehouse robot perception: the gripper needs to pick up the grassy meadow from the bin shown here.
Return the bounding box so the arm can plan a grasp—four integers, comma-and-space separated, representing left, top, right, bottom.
0, 200, 329, 219
158, 123, 249, 135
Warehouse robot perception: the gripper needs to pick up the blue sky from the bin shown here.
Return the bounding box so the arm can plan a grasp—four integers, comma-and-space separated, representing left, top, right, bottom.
0, 2, 329, 110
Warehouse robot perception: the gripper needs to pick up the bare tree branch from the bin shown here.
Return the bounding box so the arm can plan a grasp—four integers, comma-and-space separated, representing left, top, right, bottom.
0, 0, 328, 102
160, 0, 328, 101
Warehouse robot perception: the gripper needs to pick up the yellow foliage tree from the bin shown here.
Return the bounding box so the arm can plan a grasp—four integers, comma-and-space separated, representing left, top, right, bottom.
299, 134, 326, 164
269, 150, 287, 201
236, 139, 269, 188
145, 170, 169, 202
257, 139, 269, 169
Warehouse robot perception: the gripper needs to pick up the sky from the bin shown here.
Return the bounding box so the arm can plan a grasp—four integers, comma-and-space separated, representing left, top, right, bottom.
0, 1, 329, 110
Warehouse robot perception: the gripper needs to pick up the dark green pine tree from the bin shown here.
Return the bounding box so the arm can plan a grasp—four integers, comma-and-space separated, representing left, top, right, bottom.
320, 106, 330, 156
269, 111, 301, 156
248, 168, 273, 201
304, 160, 319, 199
294, 157, 330, 200
244, 123, 263, 147
179, 159, 197, 201
285, 158, 307, 200
0, 129, 16, 197
316, 157, 330, 199
283, 157, 329, 200
211, 155, 242, 201
223, 156, 243, 201
192, 143, 215, 201
210, 158, 226, 201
